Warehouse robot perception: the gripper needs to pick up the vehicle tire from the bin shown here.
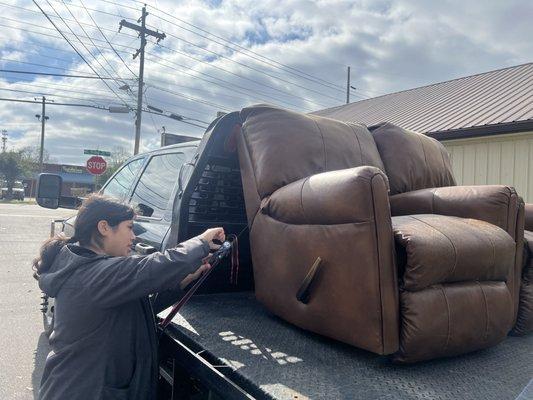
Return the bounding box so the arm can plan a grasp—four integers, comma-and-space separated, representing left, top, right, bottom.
42, 294, 55, 337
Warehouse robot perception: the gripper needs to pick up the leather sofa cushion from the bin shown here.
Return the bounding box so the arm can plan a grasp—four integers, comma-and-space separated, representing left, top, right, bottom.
393, 214, 514, 291
370, 122, 455, 195
395, 281, 513, 363
525, 204, 533, 231
240, 104, 385, 198
513, 230, 533, 335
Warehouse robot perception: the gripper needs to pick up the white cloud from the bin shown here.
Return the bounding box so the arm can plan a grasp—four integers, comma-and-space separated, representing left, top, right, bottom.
0, 0, 531, 164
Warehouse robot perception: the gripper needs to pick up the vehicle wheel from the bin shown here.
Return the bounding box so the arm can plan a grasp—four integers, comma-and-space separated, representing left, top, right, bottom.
41, 294, 55, 337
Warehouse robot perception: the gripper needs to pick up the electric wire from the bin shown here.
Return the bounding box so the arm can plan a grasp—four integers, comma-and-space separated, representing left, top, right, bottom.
78, 0, 138, 78
59, 0, 136, 85
32, 0, 131, 107
103, 0, 349, 92
42, 0, 135, 104
1, 21, 317, 110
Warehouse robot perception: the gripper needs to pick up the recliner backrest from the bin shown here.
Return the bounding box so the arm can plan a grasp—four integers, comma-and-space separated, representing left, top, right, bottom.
370, 122, 456, 195
239, 104, 385, 200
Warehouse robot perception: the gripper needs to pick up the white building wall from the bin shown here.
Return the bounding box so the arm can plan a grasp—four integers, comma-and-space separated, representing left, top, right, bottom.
442, 131, 533, 202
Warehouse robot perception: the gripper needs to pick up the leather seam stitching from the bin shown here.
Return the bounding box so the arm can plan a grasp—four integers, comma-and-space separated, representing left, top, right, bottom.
240, 127, 263, 230
477, 282, 490, 343
415, 132, 429, 187
346, 122, 365, 165
299, 177, 311, 221
439, 285, 451, 353
370, 173, 386, 354
409, 215, 459, 281
313, 120, 327, 171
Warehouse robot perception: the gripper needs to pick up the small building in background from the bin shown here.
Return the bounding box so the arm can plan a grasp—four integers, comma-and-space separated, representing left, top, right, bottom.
24, 163, 95, 197
314, 63, 533, 202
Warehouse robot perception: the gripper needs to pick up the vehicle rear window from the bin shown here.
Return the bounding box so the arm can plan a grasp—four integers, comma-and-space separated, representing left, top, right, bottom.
102, 158, 144, 201
129, 153, 185, 218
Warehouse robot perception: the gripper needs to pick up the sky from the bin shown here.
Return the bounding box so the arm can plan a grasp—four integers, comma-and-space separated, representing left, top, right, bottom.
0, 0, 532, 165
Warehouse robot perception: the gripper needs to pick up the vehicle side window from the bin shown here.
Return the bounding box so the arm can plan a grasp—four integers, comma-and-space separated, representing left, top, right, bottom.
101, 158, 144, 201
129, 153, 185, 218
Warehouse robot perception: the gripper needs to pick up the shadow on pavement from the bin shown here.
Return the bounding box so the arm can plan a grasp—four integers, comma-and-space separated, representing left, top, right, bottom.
32, 332, 50, 399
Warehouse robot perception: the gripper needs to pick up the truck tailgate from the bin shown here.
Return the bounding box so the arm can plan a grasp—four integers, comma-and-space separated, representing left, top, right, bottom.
160, 292, 532, 400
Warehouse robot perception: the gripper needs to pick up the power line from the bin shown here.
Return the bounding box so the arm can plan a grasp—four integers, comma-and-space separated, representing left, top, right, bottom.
42, 0, 134, 103
145, 54, 317, 112
0, 69, 134, 81
104, 0, 349, 92
31, 0, 363, 101
146, 84, 231, 112
8, 0, 375, 100
2, 80, 119, 101
32, 0, 131, 107
142, 109, 207, 129
59, 0, 135, 86
78, 0, 138, 78
147, 41, 333, 109
0, 96, 209, 129
145, 28, 349, 103
0, 19, 338, 108
0, 5, 138, 40
0, 87, 116, 105
0, 96, 109, 109
2, 15, 345, 112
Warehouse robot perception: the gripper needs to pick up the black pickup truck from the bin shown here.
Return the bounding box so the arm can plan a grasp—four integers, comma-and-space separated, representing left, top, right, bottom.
36, 112, 532, 400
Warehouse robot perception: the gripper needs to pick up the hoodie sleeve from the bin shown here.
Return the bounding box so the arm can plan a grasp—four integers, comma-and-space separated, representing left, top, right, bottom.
77, 237, 210, 309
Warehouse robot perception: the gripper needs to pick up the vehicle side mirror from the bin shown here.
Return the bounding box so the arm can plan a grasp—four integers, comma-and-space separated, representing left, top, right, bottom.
136, 203, 154, 217
37, 173, 82, 210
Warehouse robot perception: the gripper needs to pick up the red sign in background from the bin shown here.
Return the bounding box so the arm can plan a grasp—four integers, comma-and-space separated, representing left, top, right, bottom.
86, 156, 107, 175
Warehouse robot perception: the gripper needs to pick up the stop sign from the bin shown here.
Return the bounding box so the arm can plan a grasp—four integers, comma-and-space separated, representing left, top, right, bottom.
86, 156, 107, 175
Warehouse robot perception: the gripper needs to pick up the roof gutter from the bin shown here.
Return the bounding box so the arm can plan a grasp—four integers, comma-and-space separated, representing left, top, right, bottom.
427, 120, 533, 141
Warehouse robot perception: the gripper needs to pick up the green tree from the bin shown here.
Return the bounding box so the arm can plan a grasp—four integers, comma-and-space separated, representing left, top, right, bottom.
19, 146, 54, 173
0, 151, 29, 199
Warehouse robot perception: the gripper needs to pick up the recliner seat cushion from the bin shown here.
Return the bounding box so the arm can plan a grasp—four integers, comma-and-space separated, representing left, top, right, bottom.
370, 122, 455, 195
392, 215, 515, 290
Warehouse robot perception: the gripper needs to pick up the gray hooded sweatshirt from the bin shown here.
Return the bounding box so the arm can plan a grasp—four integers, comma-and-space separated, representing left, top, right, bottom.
38, 237, 210, 400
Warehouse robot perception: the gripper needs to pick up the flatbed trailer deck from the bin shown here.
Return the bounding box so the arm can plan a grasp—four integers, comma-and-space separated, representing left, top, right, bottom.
157, 292, 533, 400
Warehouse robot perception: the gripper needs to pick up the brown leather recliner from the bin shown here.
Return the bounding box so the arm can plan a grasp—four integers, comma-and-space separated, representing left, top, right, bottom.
236, 104, 524, 362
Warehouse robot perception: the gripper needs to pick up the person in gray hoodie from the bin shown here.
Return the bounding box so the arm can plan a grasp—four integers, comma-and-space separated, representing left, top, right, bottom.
32, 194, 225, 400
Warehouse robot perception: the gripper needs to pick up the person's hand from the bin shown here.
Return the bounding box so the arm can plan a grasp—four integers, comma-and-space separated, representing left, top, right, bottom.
179, 263, 211, 290
198, 227, 225, 250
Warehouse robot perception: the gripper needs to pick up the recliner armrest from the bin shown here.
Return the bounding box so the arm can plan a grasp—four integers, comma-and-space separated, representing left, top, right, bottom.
390, 185, 521, 237
262, 166, 389, 225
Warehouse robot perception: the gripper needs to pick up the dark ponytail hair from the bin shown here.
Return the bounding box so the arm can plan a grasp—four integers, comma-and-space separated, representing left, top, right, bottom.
32, 194, 135, 277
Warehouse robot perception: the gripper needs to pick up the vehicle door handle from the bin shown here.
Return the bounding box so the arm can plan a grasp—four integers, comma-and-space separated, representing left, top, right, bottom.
135, 243, 157, 255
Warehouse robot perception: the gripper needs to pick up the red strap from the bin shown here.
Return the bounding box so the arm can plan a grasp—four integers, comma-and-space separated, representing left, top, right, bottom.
159, 236, 240, 330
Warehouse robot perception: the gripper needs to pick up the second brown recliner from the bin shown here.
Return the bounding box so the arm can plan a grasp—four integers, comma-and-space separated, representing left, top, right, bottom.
236, 104, 524, 362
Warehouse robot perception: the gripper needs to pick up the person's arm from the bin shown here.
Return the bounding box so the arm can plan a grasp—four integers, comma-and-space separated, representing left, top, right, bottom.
78, 237, 210, 309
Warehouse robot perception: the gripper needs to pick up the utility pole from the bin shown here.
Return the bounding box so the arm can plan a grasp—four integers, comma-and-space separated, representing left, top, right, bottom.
119, 6, 165, 155
346, 66, 351, 104
35, 96, 50, 172
1, 130, 7, 152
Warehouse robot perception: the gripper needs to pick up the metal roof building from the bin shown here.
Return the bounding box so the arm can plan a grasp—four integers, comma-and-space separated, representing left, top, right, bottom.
313, 63, 533, 202
313, 62, 533, 140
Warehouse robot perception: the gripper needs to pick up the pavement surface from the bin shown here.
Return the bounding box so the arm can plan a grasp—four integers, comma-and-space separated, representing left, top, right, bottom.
0, 204, 74, 400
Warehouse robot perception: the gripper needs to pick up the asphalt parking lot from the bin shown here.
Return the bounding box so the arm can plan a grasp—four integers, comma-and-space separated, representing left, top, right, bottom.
0, 203, 73, 400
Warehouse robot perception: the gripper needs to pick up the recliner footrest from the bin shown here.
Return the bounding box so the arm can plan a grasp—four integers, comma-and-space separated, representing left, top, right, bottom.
394, 281, 513, 363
